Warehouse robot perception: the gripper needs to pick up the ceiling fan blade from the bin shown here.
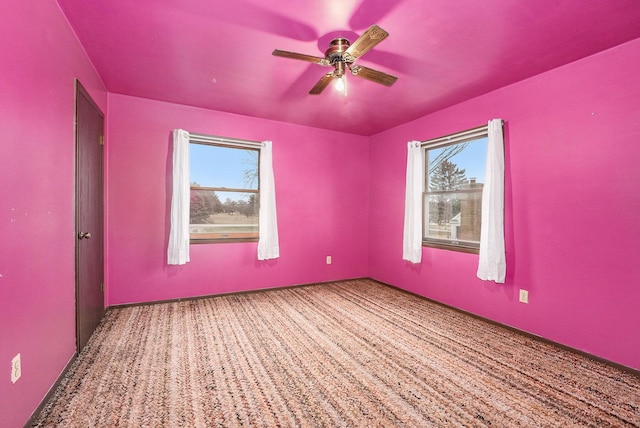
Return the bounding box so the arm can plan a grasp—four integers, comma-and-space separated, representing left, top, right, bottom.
351, 65, 398, 86
272, 49, 327, 65
309, 73, 334, 94
345, 24, 389, 60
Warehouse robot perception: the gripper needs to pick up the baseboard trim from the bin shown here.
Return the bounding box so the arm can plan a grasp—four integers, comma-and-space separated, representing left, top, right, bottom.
108, 277, 370, 310
370, 278, 640, 377
25, 352, 78, 427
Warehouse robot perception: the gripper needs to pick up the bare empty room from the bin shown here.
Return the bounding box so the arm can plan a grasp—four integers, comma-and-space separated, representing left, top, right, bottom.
2, 1, 640, 426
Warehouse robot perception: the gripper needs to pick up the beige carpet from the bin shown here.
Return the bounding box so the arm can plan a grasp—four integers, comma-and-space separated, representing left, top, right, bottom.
33, 279, 640, 427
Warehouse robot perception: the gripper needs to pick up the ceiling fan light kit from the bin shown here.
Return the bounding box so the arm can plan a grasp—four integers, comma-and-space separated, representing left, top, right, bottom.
273, 24, 398, 95
335, 75, 345, 93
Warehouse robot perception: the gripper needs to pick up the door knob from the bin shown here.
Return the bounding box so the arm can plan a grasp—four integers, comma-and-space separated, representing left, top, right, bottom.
78, 232, 92, 240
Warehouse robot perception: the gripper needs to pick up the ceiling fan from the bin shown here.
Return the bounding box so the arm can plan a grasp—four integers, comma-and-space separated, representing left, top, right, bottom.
272, 24, 398, 94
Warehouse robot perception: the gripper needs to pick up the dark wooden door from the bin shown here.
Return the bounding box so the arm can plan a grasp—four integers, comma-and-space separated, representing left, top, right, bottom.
75, 81, 104, 352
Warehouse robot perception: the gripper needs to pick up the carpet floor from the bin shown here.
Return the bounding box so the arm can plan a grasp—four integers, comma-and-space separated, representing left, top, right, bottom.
33, 279, 639, 427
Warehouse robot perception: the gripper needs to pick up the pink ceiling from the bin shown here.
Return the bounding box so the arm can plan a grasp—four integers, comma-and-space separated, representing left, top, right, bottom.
56, 0, 640, 136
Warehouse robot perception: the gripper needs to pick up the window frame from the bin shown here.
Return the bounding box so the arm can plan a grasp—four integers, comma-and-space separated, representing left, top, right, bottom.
422, 125, 489, 254
188, 133, 262, 244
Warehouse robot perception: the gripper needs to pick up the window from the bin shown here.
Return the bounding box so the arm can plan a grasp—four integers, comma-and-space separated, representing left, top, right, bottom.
189, 138, 260, 243
423, 126, 488, 253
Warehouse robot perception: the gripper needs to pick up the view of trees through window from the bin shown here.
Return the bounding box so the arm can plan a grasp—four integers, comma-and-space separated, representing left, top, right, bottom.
190, 190, 258, 223
189, 143, 259, 241
424, 136, 487, 250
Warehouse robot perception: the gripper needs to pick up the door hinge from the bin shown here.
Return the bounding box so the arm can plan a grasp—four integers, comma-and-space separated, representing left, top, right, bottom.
99, 135, 104, 146
100, 282, 104, 293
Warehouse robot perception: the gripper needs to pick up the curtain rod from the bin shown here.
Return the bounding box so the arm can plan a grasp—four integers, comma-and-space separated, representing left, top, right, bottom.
189, 132, 263, 148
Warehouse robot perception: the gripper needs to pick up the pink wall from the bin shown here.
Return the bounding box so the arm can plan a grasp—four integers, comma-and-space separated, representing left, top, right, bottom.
368, 38, 640, 370
106, 94, 369, 305
0, 2, 107, 426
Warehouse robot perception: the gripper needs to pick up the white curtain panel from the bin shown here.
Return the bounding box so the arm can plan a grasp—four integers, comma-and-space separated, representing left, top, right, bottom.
257, 140, 280, 260
402, 141, 424, 263
167, 129, 191, 265
477, 119, 506, 282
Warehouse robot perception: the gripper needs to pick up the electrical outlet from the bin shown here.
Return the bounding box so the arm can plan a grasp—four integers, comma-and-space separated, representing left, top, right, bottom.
519, 289, 529, 304
326, 256, 332, 265
11, 353, 21, 384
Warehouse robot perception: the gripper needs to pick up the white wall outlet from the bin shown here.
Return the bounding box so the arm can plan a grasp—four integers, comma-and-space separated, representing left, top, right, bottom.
11, 353, 21, 384
519, 289, 529, 304
326, 256, 332, 265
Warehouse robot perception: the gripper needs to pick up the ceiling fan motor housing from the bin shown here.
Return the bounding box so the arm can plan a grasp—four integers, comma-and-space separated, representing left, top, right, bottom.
325, 38, 356, 78
325, 38, 354, 69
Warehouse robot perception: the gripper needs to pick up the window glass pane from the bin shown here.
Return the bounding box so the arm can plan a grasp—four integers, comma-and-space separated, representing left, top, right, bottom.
424, 136, 487, 247
190, 190, 258, 240
189, 144, 258, 190
425, 189, 483, 244
426, 137, 487, 188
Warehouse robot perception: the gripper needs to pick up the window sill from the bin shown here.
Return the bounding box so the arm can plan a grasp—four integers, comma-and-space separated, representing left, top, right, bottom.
191, 237, 258, 244
423, 240, 479, 255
